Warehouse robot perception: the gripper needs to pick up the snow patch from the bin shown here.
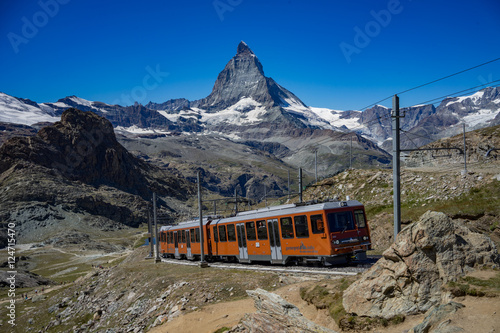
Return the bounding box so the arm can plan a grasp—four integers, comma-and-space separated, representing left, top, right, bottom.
446, 90, 485, 107
462, 108, 500, 127
0, 92, 60, 125
114, 125, 170, 135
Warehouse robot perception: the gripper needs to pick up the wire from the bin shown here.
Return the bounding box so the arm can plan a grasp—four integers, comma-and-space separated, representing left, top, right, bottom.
402, 81, 500, 108
397, 57, 500, 95
357, 57, 500, 111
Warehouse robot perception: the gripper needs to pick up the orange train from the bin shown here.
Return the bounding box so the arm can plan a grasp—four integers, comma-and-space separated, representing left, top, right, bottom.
158, 199, 371, 265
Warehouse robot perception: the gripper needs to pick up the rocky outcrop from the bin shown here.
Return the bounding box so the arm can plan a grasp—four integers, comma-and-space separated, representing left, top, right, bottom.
343, 211, 499, 319
229, 288, 337, 333
409, 302, 465, 333
0, 109, 194, 243
0, 108, 188, 198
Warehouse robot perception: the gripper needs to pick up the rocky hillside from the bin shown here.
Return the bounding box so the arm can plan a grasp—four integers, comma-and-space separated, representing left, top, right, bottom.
405, 123, 500, 168
0, 109, 195, 245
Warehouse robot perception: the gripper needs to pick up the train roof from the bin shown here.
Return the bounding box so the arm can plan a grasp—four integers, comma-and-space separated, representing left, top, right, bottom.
160, 199, 364, 231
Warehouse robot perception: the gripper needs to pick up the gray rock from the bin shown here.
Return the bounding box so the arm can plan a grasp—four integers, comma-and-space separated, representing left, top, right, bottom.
343, 211, 499, 319
228, 288, 337, 333
409, 302, 465, 333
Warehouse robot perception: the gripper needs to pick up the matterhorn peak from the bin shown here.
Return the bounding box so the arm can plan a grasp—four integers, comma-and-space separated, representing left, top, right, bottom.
237, 41, 254, 56
193, 41, 306, 112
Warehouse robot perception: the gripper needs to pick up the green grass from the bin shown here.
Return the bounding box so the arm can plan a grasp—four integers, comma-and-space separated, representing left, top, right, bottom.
447, 271, 500, 297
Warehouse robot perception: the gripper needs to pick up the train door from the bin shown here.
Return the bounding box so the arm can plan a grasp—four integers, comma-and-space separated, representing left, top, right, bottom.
186, 230, 192, 259
267, 219, 283, 262
174, 231, 179, 258
236, 223, 248, 261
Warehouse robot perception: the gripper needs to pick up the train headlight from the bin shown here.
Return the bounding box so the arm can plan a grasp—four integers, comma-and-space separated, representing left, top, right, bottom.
362, 236, 368, 241
333, 240, 340, 245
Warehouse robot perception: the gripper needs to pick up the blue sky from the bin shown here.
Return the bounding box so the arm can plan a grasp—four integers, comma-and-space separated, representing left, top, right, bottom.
1, 0, 499, 110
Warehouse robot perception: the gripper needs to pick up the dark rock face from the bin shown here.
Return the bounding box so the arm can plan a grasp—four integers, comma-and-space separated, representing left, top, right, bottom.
0, 122, 37, 146
0, 109, 194, 243
0, 109, 153, 197
146, 98, 190, 112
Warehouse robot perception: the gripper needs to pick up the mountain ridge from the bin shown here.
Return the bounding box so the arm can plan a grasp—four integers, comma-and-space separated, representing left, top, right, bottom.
1, 42, 500, 176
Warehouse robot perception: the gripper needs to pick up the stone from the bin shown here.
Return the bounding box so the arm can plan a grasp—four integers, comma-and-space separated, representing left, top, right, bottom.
343, 211, 499, 319
409, 302, 465, 333
228, 288, 337, 333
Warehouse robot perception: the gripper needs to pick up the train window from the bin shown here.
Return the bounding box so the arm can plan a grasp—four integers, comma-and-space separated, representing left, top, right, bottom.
195, 228, 200, 243
190, 228, 195, 243
213, 226, 218, 242
256, 220, 268, 240
245, 221, 257, 241
311, 215, 325, 234
180, 230, 185, 243
185, 230, 190, 244
327, 212, 355, 232
227, 224, 236, 242
354, 210, 366, 228
219, 225, 227, 242
294, 215, 309, 238
280, 217, 294, 239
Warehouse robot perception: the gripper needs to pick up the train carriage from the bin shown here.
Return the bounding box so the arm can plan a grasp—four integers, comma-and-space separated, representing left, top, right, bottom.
159, 199, 371, 265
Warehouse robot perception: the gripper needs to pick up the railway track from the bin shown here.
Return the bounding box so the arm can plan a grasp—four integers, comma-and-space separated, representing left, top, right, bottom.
160, 256, 380, 276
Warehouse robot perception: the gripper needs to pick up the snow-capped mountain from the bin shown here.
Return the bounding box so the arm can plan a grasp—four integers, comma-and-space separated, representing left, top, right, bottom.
1, 41, 499, 174
0, 92, 59, 125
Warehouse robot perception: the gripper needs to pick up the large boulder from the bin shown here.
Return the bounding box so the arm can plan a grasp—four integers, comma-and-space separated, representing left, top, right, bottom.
229, 288, 337, 333
343, 211, 499, 319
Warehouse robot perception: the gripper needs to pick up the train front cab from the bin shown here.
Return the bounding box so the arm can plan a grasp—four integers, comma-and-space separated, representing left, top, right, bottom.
323, 204, 371, 264
276, 203, 371, 265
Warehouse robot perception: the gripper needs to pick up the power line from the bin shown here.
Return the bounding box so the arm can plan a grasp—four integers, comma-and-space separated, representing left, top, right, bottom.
402, 81, 500, 108
397, 57, 500, 95
357, 57, 500, 111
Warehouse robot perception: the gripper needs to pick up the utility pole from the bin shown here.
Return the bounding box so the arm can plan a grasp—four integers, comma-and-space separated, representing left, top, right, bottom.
234, 188, 238, 215
463, 123, 467, 175
264, 185, 267, 207
392, 95, 401, 240
350, 135, 353, 169
153, 192, 161, 263
299, 168, 303, 203
147, 203, 153, 258
197, 171, 208, 267
315, 150, 318, 183
288, 170, 291, 200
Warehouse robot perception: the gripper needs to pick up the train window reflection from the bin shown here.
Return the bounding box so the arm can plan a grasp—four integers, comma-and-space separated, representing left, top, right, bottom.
219, 225, 227, 242
256, 220, 268, 240
280, 217, 294, 239
246, 221, 257, 240
311, 215, 325, 234
294, 215, 309, 238
354, 210, 366, 228
227, 224, 236, 241
327, 212, 355, 232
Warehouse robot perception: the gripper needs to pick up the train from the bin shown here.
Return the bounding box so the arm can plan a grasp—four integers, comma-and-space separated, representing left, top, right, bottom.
158, 199, 371, 265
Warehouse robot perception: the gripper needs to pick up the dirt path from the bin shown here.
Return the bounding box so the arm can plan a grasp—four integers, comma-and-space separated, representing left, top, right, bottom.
148, 280, 500, 333
148, 298, 255, 333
